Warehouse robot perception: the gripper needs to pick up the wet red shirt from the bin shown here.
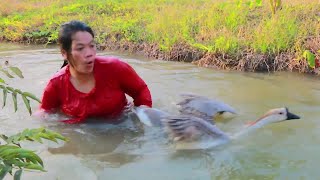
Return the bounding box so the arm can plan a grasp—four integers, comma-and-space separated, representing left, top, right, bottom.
40, 56, 152, 123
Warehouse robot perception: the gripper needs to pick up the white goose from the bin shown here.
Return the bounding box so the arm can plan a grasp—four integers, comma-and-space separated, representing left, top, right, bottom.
133, 94, 300, 150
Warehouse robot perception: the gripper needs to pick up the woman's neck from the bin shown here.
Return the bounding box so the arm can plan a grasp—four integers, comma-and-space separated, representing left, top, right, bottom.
69, 66, 95, 93
69, 67, 94, 82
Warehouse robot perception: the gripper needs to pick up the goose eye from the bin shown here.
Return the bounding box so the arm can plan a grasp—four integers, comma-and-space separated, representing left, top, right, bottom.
279, 112, 283, 115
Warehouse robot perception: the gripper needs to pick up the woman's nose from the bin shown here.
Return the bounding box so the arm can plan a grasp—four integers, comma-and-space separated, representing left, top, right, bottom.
85, 47, 95, 57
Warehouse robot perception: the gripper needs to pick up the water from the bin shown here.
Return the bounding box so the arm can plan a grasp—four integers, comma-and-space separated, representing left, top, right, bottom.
0, 43, 319, 179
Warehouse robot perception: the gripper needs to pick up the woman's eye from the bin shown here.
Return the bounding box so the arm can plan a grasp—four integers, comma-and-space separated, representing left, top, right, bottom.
77, 47, 84, 51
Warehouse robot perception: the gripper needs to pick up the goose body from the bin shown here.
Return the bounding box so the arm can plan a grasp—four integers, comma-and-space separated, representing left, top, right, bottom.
133, 94, 301, 150
177, 93, 237, 120
133, 106, 169, 127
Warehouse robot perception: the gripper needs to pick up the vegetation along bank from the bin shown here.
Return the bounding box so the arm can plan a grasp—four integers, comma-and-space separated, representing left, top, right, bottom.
0, 0, 319, 73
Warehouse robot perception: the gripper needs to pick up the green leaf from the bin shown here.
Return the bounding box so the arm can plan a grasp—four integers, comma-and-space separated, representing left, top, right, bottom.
0, 146, 44, 168
303, 50, 316, 68
0, 145, 20, 157
5, 128, 66, 148
236, 0, 242, 7
39, 133, 58, 143
0, 145, 20, 154
24, 164, 45, 171
14, 89, 23, 94
14, 169, 22, 180
31, 134, 43, 143
256, 0, 263, 6
0, 134, 8, 142
0, 165, 12, 179
245, 1, 251, 6
0, 69, 14, 78
0, 78, 5, 84
6, 86, 15, 93
9, 67, 24, 78
6, 87, 19, 112
17, 152, 43, 167
23, 92, 41, 103
12, 92, 18, 112
2, 87, 7, 108
47, 131, 67, 142
22, 95, 32, 115
5, 159, 28, 168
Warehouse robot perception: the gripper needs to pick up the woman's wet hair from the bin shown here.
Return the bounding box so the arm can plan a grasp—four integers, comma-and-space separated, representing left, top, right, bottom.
60, 60, 68, 69
58, 20, 94, 68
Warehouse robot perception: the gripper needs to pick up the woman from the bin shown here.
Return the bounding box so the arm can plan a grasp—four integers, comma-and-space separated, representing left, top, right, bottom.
39, 20, 152, 124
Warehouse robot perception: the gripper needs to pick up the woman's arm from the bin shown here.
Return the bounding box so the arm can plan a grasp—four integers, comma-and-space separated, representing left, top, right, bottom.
32, 79, 61, 120
39, 79, 61, 112
118, 61, 152, 107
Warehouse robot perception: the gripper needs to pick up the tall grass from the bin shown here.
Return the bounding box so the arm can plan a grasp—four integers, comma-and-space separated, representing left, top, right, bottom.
0, 0, 319, 57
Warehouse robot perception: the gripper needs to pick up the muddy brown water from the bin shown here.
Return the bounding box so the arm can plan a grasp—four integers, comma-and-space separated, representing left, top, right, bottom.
0, 43, 319, 180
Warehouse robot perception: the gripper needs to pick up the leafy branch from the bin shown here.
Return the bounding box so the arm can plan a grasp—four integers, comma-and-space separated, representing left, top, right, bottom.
0, 62, 67, 180
0, 128, 67, 180
0, 64, 41, 115
0, 128, 67, 145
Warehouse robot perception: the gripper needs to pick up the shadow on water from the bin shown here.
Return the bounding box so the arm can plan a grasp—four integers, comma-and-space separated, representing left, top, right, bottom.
44, 113, 146, 167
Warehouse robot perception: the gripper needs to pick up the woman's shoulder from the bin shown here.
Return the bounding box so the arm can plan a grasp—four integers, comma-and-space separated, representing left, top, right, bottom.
96, 56, 127, 65
48, 67, 67, 83
95, 56, 129, 69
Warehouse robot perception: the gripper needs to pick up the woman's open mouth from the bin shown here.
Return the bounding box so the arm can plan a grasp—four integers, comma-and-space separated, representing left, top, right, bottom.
84, 61, 94, 69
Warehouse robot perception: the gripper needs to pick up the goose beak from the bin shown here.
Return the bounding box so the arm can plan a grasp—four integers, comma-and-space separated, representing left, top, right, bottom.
286, 108, 300, 120
286, 111, 300, 120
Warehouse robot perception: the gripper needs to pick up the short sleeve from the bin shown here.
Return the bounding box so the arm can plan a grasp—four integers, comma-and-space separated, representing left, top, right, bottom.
40, 79, 60, 111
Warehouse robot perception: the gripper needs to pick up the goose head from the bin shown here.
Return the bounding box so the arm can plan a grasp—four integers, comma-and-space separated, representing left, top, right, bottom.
247, 107, 300, 128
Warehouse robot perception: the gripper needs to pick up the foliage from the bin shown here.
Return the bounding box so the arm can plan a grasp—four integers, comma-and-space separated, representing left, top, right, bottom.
0, 128, 67, 180
0, 0, 318, 56
0, 64, 41, 115
0, 64, 66, 179
303, 50, 316, 68
269, 0, 282, 14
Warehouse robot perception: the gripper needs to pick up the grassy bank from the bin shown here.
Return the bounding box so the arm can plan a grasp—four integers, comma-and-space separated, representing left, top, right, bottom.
0, 0, 319, 72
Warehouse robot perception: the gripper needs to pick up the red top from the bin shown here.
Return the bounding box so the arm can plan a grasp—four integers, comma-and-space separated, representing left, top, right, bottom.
40, 56, 152, 123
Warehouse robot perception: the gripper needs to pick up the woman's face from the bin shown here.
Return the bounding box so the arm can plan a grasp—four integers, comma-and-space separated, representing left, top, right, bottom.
63, 31, 96, 74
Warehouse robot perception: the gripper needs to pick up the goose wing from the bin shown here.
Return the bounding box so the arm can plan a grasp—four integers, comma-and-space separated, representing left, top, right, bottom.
133, 106, 170, 127
162, 115, 229, 141
177, 93, 237, 120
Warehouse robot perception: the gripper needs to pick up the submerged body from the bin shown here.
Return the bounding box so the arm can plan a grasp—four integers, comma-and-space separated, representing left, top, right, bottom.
41, 57, 152, 123
39, 21, 152, 124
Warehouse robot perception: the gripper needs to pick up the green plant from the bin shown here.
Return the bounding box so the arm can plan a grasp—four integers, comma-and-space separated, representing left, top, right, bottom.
0, 0, 319, 72
0, 64, 67, 179
0, 128, 67, 179
0, 63, 41, 115
303, 50, 316, 68
269, 0, 282, 14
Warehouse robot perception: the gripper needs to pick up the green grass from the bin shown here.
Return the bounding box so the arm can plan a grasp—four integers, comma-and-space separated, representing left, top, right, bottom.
0, 0, 319, 58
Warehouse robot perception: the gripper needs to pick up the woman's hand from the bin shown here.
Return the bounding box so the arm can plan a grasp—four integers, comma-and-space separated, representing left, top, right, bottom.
123, 101, 134, 114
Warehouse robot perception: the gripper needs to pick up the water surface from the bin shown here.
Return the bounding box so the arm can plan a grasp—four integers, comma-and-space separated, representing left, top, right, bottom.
0, 43, 319, 180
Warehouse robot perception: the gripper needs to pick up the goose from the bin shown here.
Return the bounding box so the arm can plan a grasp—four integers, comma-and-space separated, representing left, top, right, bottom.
135, 93, 238, 127
133, 94, 301, 150
176, 93, 237, 121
